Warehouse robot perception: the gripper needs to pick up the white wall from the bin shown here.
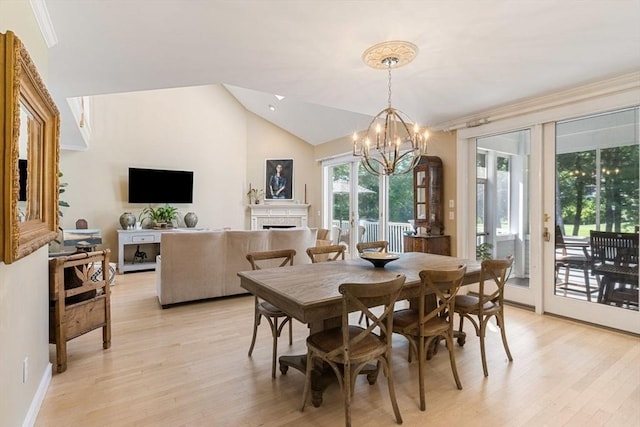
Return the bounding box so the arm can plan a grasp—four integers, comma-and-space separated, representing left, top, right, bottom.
60, 85, 249, 259
245, 111, 320, 228
0, 3, 52, 426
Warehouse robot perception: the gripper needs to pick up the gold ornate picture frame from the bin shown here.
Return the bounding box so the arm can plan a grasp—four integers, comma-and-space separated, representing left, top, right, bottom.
1, 31, 60, 264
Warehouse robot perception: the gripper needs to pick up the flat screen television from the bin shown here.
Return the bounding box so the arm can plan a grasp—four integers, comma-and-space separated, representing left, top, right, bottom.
128, 167, 194, 204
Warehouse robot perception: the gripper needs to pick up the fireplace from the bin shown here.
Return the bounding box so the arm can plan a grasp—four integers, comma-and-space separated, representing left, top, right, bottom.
248, 203, 310, 230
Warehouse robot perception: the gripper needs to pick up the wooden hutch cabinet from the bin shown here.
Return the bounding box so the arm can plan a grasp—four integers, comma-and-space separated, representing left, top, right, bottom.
403, 156, 451, 256
403, 234, 451, 256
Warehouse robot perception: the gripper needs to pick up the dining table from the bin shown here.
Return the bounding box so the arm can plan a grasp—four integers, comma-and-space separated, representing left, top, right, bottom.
238, 251, 481, 407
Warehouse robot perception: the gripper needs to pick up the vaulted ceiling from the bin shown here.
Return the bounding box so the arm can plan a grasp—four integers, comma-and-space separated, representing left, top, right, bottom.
41, 0, 640, 149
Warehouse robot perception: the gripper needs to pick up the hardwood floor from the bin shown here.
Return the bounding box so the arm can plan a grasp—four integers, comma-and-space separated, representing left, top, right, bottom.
36, 271, 640, 426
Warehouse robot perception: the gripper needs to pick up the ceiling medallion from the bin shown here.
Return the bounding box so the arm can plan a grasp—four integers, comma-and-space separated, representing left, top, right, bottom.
361, 41, 418, 70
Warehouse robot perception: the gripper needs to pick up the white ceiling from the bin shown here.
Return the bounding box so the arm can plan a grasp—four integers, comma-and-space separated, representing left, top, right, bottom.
41, 0, 640, 149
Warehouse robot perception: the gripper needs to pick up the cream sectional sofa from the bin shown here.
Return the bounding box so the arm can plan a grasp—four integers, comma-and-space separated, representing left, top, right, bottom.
156, 228, 317, 307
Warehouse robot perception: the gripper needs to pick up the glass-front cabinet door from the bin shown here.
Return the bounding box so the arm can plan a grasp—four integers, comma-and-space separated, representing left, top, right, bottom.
415, 168, 426, 226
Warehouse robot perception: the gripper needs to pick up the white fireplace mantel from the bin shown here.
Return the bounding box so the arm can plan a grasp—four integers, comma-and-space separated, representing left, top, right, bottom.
249, 203, 310, 230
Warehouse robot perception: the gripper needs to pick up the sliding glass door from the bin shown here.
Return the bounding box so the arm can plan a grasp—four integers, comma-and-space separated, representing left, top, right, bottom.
543, 107, 639, 332
326, 161, 353, 253
324, 156, 414, 255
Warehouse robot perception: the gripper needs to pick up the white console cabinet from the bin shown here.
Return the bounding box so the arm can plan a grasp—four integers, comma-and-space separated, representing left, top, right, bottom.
117, 229, 165, 273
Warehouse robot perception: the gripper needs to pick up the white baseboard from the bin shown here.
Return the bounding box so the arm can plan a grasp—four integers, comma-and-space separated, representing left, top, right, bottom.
22, 363, 51, 427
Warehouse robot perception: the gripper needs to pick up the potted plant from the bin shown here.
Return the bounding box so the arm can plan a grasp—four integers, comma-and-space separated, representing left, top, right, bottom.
476, 242, 493, 261
52, 172, 70, 246
141, 204, 178, 228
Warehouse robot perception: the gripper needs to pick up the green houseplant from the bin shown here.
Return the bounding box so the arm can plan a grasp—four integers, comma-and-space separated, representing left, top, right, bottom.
141, 205, 178, 228
476, 242, 493, 261
52, 172, 70, 245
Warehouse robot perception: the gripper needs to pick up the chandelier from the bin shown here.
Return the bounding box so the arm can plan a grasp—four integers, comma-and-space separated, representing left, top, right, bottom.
353, 41, 429, 176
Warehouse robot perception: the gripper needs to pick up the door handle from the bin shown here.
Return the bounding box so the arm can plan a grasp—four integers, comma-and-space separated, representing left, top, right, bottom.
543, 212, 551, 241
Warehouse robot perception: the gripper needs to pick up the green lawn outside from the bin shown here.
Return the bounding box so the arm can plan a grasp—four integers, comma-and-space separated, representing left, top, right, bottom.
561, 223, 638, 237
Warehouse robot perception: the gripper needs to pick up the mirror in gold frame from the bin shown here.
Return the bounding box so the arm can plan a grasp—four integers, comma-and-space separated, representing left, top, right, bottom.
1, 31, 59, 264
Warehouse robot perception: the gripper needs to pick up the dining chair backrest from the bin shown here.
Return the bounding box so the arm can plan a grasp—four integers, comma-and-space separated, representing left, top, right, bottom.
477, 256, 514, 313
590, 231, 639, 267
356, 241, 388, 254
246, 249, 296, 270
306, 244, 346, 263
417, 266, 466, 330
336, 274, 406, 359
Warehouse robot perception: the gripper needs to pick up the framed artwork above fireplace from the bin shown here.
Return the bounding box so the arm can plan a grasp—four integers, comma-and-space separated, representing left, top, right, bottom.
265, 158, 293, 201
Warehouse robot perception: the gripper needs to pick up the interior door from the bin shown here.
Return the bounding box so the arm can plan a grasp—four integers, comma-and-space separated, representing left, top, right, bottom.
542, 107, 639, 333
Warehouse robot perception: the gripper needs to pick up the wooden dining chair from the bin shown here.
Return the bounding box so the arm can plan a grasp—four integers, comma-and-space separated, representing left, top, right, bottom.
246, 249, 296, 378
301, 274, 406, 427
356, 240, 388, 254
392, 265, 466, 411
555, 225, 594, 301
454, 256, 514, 377
306, 244, 346, 263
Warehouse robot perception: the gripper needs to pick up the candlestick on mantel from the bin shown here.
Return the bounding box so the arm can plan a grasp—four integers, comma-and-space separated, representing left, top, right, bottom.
304, 184, 307, 204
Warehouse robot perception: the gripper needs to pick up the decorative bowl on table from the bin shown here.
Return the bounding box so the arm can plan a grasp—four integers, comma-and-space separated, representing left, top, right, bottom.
360, 252, 401, 268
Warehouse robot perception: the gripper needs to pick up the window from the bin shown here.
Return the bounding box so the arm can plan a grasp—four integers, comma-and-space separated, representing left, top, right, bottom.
556, 108, 639, 235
